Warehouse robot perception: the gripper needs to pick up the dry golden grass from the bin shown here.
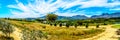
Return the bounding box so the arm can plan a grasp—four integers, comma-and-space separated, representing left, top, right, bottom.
7, 20, 105, 40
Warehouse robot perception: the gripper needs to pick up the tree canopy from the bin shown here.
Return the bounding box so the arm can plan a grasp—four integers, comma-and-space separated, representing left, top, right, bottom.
46, 13, 58, 22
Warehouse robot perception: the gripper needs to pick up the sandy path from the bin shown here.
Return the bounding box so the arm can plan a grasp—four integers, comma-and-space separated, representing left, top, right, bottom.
81, 25, 118, 40
1, 25, 118, 40
11, 25, 118, 40
11, 26, 22, 40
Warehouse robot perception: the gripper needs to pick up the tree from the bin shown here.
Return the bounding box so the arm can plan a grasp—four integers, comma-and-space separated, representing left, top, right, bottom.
66, 24, 70, 28
66, 22, 70, 28
85, 23, 89, 28
76, 21, 83, 26
46, 14, 58, 22
59, 23, 62, 27
74, 23, 78, 28
54, 23, 57, 26
96, 24, 100, 28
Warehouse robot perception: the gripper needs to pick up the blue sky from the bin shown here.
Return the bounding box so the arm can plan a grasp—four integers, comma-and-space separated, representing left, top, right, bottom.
0, 0, 120, 18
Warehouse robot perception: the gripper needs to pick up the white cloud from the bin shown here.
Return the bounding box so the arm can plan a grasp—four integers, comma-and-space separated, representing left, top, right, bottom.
8, 0, 60, 18
7, 0, 120, 18
55, 12, 82, 17
108, 1, 120, 7
80, 0, 108, 8
8, 0, 83, 18
55, 10, 87, 17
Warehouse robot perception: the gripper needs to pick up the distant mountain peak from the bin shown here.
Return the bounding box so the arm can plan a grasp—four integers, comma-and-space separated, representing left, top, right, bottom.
39, 15, 88, 20
91, 12, 120, 18
101, 13, 109, 15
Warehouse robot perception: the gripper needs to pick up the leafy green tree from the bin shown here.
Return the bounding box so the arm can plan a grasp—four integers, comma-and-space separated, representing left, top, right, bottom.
46, 14, 58, 22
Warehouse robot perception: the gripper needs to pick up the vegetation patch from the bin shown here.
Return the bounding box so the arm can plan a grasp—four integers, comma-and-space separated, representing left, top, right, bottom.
0, 35, 14, 40
112, 24, 120, 28
7, 20, 105, 40
1, 17, 107, 40
47, 28, 105, 40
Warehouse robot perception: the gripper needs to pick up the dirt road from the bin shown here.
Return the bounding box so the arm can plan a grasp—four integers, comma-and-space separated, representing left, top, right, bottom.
81, 25, 118, 40
11, 26, 22, 40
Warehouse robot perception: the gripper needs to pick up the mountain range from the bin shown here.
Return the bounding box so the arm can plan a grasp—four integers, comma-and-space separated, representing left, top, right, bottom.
26, 12, 120, 20
40, 15, 88, 20
91, 12, 120, 18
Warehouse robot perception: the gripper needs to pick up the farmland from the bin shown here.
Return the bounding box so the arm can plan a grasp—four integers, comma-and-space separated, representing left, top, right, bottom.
0, 19, 106, 40
0, 15, 120, 40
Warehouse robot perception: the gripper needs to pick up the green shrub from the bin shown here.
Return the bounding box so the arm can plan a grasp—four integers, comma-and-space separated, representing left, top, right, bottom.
0, 21, 14, 37
59, 23, 62, 27
21, 29, 47, 40
0, 35, 14, 40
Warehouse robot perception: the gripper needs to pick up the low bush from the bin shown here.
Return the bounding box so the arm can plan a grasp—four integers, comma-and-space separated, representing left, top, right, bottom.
21, 29, 47, 40
42, 26, 46, 29
0, 36, 14, 40
47, 28, 104, 40
50, 23, 52, 26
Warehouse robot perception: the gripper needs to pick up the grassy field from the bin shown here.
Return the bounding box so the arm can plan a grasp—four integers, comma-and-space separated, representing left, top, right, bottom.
112, 24, 120, 29
3, 20, 105, 40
